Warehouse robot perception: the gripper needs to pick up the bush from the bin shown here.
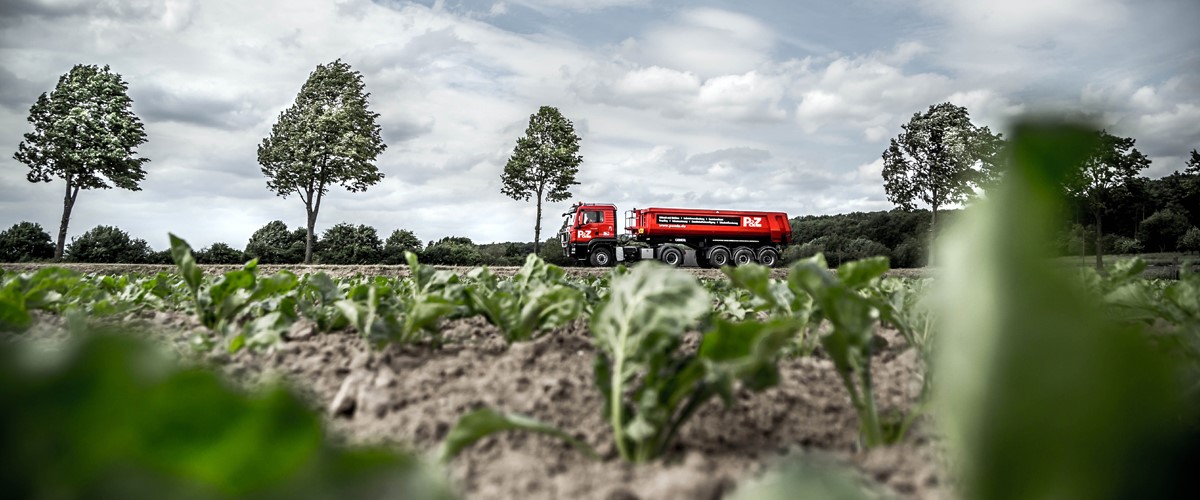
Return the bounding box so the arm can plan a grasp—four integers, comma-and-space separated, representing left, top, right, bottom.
196, 242, 247, 265
245, 221, 305, 264
891, 237, 926, 268
1179, 226, 1200, 254
382, 229, 422, 264
782, 243, 820, 265
537, 238, 570, 266
316, 223, 381, 264
421, 237, 482, 266
64, 225, 153, 263
1140, 208, 1190, 252
1103, 234, 1142, 255
0, 222, 54, 262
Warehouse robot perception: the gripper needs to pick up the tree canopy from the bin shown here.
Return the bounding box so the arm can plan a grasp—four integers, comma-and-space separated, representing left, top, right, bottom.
258, 60, 386, 264
501, 106, 582, 254
13, 64, 149, 259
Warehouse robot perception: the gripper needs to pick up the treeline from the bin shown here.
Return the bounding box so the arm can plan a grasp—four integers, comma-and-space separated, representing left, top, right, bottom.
783, 171, 1200, 267
0, 220, 571, 267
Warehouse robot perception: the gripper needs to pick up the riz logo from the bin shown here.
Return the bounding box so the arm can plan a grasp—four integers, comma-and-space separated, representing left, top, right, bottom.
743, 217, 763, 228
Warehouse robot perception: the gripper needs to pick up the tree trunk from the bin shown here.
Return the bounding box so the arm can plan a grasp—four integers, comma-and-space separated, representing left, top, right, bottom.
305, 209, 317, 264
928, 204, 938, 267
533, 192, 543, 255
55, 180, 79, 260
1094, 213, 1104, 270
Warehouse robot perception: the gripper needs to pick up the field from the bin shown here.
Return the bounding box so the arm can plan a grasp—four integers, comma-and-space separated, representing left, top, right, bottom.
4, 243, 949, 499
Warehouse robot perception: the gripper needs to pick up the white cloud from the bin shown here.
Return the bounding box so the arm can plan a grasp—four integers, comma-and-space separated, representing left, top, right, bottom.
624, 7, 775, 78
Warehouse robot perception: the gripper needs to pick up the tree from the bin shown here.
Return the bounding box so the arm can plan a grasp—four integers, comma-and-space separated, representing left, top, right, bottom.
501, 106, 582, 255
195, 242, 246, 265
244, 221, 306, 264
881, 102, 1002, 263
421, 236, 481, 266
316, 223, 382, 264
258, 60, 386, 264
1186, 149, 1200, 204
382, 229, 422, 264
13, 64, 150, 260
1064, 129, 1150, 268
1140, 208, 1190, 252
1180, 226, 1200, 254
0, 222, 55, 262
64, 225, 152, 263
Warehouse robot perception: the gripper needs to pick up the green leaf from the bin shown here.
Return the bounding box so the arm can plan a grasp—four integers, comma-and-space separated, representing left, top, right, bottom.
439, 408, 597, 463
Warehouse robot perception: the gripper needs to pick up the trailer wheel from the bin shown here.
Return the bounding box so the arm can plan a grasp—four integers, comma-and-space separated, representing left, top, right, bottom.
707, 246, 731, 267
589, 247, 613, 267
660, 247, 684, 267
732, 246, 755, 266
756, 247, 779, 267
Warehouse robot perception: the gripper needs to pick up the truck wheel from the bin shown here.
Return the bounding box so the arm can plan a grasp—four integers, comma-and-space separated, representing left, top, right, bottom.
708, 246, 731, 267
756, 247, 779, 267
660, 247, 684, 267
589, 247, 613, 267
732, 246, 755, 266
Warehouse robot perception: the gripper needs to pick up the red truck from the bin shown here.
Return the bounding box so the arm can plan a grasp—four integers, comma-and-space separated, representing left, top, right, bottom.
558, 202, 792, 267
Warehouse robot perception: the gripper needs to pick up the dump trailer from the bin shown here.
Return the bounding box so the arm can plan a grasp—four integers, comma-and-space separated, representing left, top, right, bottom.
558, 202, 791, 267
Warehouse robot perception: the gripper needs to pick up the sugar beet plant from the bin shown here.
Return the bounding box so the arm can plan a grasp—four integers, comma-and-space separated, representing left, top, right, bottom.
592, 262, 796, 462
465, 253, 585, 342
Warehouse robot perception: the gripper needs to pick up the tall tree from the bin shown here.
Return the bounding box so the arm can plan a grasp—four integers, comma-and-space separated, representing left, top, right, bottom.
13, 64, 149, 259
501, 106, 582, 254
1186, 149, 1200, 203
881, 102, 1002, 263
1064, 129, 1150, 269
258, 60, 386, 264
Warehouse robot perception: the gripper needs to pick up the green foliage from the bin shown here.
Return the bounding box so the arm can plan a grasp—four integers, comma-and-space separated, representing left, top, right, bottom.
439, 408, 597, 463
335, 252, 460, 346
882, 102, 1003, 250
382, 229, 422, 264
65, 225, 153, 263
1064, 129, 1150, 267
1180, 226, 1200, 253
790, 255, 895, 447
0, 267, 80, 332
196, 242, 248, 265
0, 334, 453, 500
12, 64, 150, 259
258, 60, 386, 264
937, 121, 1196, 500
421, 237, 482, 266
317, 223, 382, 264
245, 220, 306, 264
170, 234, 299, 351
0, 221, 54, 262
1140, 208, 1190, 252
501, 105, 583, 253
591, 263, 793, 462
465, 254, 584, 342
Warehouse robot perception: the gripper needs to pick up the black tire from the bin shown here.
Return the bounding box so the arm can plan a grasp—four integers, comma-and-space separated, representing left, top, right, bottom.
660, 246, 684, 267
756, 247, 779, 267
708, 246, 731, 267
732, 246, 755, 266
589, 247, 613, 267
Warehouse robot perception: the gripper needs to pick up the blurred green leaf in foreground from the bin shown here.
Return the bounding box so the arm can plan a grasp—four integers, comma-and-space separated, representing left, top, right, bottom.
936, 120, 1199, 500
0, 333, 453, 500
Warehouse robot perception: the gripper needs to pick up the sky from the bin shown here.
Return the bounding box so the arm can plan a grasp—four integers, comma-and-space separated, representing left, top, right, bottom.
1, 0, 1198, 251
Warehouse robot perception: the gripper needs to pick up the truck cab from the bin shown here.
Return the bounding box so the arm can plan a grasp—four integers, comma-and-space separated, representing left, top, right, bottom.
559, 203, 618, 266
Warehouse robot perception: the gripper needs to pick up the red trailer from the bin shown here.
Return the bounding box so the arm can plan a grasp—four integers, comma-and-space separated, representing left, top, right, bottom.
558, 202, 791, 267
